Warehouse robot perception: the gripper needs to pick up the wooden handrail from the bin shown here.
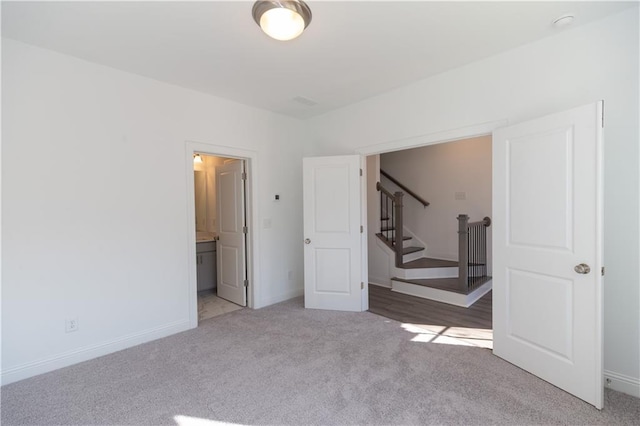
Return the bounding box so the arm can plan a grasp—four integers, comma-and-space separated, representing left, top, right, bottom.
380, 169, 429, 207
376, 181, 395, 199
468, 217, 492, 228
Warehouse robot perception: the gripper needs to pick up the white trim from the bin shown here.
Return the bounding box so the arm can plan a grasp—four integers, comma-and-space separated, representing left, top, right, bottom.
392, 279, 492, 308
260, 287, 304, 307
185, 141, 262, 326
356, 120, 507, 156
369, 279, 392, 289
396, 266, 458, 280
360, 156, 370, 311
595, 100, 605, 407
1, 320, 190, 386
604, 370, 640, 398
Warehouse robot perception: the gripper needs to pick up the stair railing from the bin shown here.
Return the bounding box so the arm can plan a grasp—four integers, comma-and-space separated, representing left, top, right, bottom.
376, 182, 404, 267
457, 215, 491, 292
380, 169, 430, 208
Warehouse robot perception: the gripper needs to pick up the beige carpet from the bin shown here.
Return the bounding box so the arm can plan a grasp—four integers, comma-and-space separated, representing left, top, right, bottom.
2, 297, 639, 425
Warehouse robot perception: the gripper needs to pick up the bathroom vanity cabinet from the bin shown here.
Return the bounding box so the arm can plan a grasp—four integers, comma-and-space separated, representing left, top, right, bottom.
196, 241, 217, 292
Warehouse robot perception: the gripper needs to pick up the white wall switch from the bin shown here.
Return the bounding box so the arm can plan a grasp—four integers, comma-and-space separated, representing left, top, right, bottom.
454, 191, 466, 200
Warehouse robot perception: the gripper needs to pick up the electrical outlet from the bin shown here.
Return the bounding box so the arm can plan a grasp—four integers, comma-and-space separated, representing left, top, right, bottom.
65, 317, 79, 333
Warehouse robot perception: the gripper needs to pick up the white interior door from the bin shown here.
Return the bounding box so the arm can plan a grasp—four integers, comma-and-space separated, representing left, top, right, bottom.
216, 159, 247, 307
493, 101, 603, 408
303, 155, 364, 312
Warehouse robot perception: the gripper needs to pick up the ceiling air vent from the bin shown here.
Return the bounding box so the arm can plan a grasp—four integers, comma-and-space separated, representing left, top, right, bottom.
292, 96, 318, 107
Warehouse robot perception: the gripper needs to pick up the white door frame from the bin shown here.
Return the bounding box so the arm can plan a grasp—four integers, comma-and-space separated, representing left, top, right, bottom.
355, 121, 507, 157
185, 141, 260, 328
356, 119, 506, 290
357, 120, 506, 294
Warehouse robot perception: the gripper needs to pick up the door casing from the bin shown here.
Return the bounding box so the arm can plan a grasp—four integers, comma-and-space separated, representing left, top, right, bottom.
185, 141, 258, 328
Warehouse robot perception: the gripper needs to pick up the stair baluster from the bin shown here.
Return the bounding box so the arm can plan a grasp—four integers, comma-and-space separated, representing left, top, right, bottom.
376, 182, 406, 267
393, 192, 404, 267
458, 214, 491, 292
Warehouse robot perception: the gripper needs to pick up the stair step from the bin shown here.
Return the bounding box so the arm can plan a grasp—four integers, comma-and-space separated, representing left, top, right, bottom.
393, 276, 492, 288
392, 277, 468, 294
391, 277, 493, 307
402, 246, 424, 255
400, 258, 458, 269
376, 233, 410, 244
381, 216, 390, 221
381, 226, 395, 232
392, 236, 412, 243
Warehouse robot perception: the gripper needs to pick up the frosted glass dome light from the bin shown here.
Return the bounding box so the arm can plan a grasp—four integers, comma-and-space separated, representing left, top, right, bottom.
252, 1, 312, 41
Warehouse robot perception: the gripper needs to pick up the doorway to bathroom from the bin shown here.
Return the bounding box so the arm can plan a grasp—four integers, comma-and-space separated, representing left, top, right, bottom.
187, 142, 256, 327
191, 151, 252, 324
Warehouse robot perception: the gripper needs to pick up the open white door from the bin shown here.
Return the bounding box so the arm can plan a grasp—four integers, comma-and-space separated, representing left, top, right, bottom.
493, 102, 603, 408
303, 155, 364, 312
216, 160, 247, 307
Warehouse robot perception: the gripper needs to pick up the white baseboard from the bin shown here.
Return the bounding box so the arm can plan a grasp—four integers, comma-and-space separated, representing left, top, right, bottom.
369, 280, 392, 289
396, 266, 458, 280
604, 370, 640, 398
1, 319, 192, 386
391, 279, 492, 308
258, 286, 304, 308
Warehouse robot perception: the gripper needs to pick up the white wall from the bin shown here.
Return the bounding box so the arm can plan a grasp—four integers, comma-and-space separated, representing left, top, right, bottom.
380, 136, 492, 264
1, 39, 306, 384
309, 10, 640, 395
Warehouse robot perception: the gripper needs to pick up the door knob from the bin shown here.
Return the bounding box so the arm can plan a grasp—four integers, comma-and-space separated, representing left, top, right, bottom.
304, 238, 311, 244
574, 263, 591, 274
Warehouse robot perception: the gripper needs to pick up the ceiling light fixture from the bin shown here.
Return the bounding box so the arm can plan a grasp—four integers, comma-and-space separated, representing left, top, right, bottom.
252, 1, 312, 41
193, 154, 203, 164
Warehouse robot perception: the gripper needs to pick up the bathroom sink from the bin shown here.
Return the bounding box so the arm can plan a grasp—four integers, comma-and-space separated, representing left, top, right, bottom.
196, 232, 216, 243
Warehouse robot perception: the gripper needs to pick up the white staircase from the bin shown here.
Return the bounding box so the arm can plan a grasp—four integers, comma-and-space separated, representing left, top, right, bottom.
376, 232, 492, 308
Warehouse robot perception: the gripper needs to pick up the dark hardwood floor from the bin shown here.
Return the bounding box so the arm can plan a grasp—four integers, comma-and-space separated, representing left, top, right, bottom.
368, 284, 492, 330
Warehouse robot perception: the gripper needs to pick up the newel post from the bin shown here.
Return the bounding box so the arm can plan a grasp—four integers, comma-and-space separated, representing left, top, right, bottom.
457, 214, 469, 291
394, 192, 404, 267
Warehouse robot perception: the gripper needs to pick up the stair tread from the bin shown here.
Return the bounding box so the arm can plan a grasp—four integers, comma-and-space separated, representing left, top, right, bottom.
381, 227, 395, 232
402, 246, 424, 255
400, 257, 459, 269
392, 276, 491, 295
376, 233, 410, 243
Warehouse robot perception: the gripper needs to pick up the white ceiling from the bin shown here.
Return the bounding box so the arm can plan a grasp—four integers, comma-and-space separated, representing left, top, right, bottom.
2, 1, 637, 119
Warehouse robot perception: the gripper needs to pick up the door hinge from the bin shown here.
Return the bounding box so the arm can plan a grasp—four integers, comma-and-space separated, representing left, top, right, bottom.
243, 226, 248, 234
360, 225, 364, 233
601, 266, 605, 276
241, 172, 247, 180
244, 279, 249, 287
359, 168, 363, 177
361, 282, 364, 290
